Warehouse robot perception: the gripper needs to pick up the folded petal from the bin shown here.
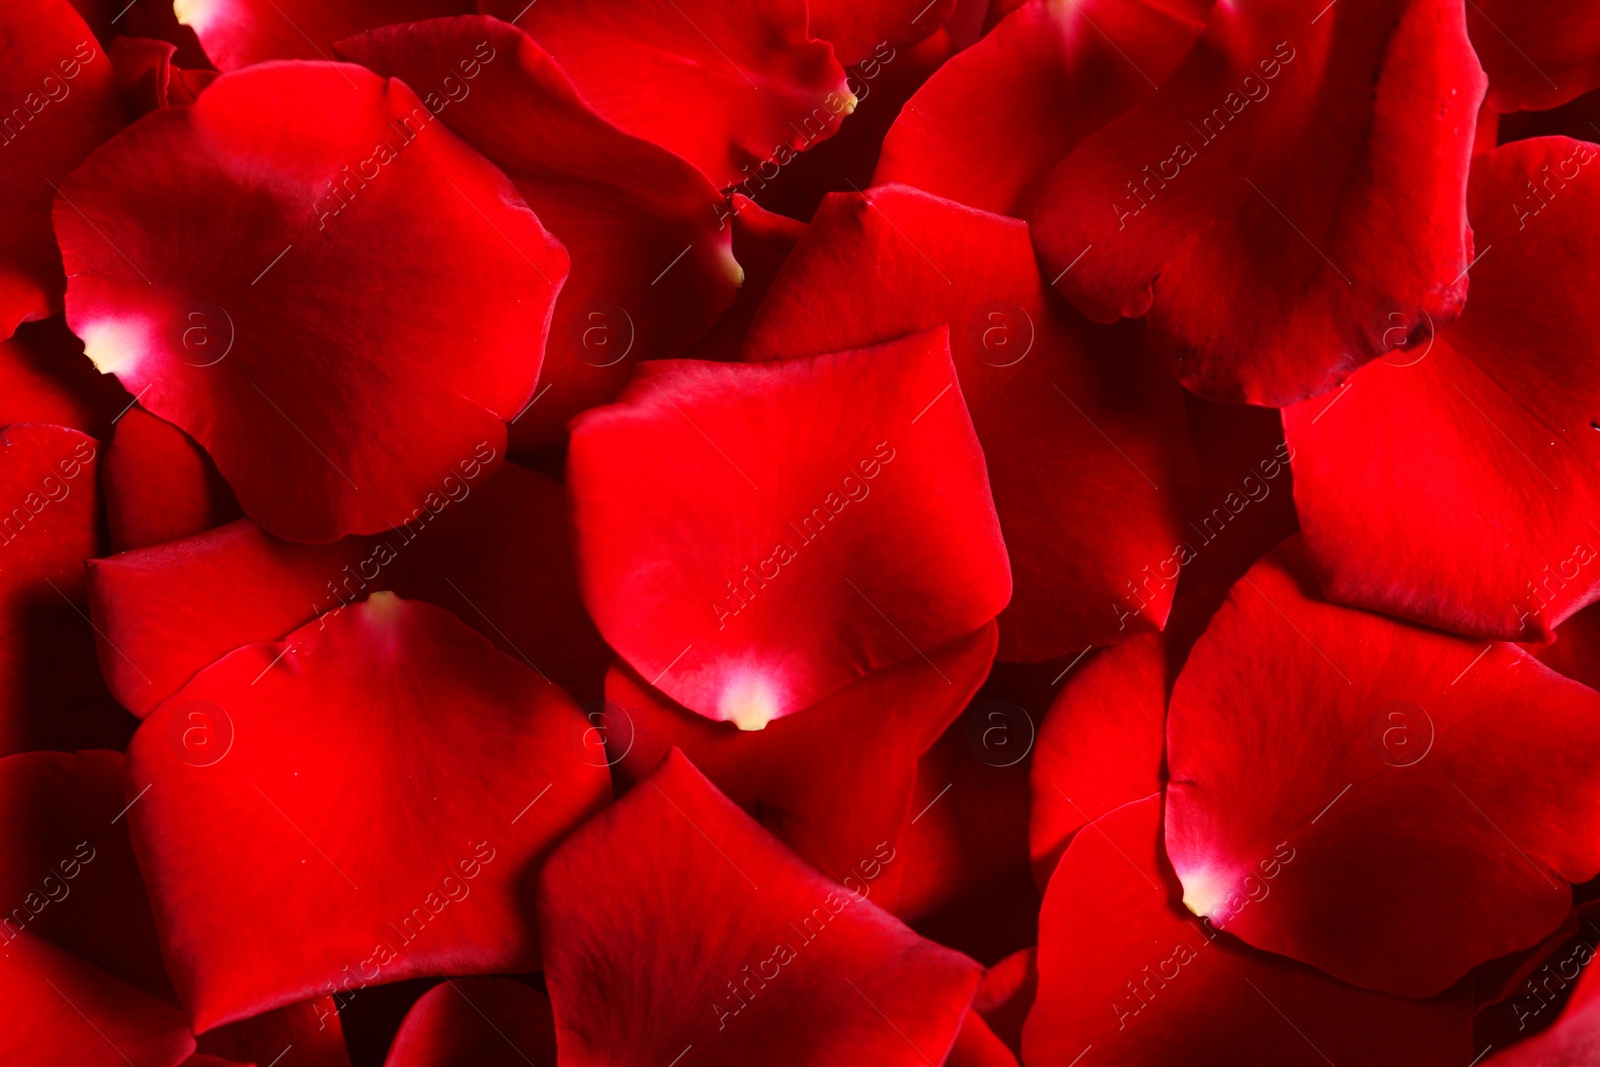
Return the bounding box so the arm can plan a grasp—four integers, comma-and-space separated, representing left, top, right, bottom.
1023, 796, 1472, 1066
1469, 1, 1600, 113
481, 0, 851, 188
1167, 538, 1600, 996
874, 0, 1208, 218
55, 61, 568, 542
336, 17, 740, 451
603, 622, 996, 894
125, 593, 611, 1030
0, 1, 125, 339
1481, 946, 1600, 1066
538, 749, 981, 1065
1032, 0, 1484, 404
1285, 137, 1600, 642
569, 328, 1010, 725
383, 979, 556, 1067
745, 186, 1196, 660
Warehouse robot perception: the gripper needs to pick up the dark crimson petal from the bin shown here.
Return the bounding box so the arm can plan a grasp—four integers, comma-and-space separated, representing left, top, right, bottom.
569, 329, 1010, 726
973, 947, 1035, 1056
683, 195, 807, 364
1482, 960, 1600, 1067
0, 750, 169, 998
1167, 538, 1600, 996
0, 1, 124, 340
604, 622, 996, 894
125, 594, 611, 1030
109, 36, 215, 118
874, 0, 1208, 218
55, 61, 568, 542
383, 979, 557, 1067
1285, 137, 1600, 642
197, 998, 351, 1067
172, 0, 468, 70
538, 749, 981, 1065
482, 0, 851, 188
0, 423, 133, 756
103, 407, 241, 553
1032, 0, 1483, 404
335, 17, 739, 452
1029, 632, 1166, 888
0, 932, 194, 1067
745, 186, 1196, 660
1472, 899, 1600, 1049
1023, 796, 1472, 1066
0, 318, 127, 438
88, 460, 606, 715
807, 0, 954, 65
1469, 1, 1600, 113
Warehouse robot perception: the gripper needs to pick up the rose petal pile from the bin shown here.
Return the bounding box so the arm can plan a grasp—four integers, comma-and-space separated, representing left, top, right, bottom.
5, 0, 1600, 1064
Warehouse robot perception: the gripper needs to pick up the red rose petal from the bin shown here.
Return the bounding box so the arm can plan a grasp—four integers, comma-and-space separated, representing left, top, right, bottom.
0, 750, 170, 998
336, 17, 740, 452
538, 749, 981, 1065
569, 328, 1009, 725
1029, 632, 1167, 888
745, 185, 1196, 660
807, 0, 954, 65
172, 0, 468, 71
0, 318, 127, 438
109, 36, 215, 117
0, 423, 133, 756
1031, 0, 1484, 404
0, 1, 124, 339
88, 460, 606, 716
1166, 538, 1600, 996
197, 998, 351, 1067
947, 1010, 1019, 1067
1023, 796, 1472, 1066
603, 622, 996, 894
874, 0, 1208, 218
383, 979, 557, 1067
1285, 137, 1600, 642
973, 946, 1036, 1056
103, 407, 241, 553
55, 61, 568, 542
0, 932, 194, 1067
1469, 1, 1600, 113
125, 593, 611, 1030
482, 0, 851, 188
1481, 950, 1600, 1066
1536, 604, 1600, 692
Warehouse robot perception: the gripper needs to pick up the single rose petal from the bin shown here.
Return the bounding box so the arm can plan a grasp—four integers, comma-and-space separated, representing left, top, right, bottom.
1468, 1, 1600, 113
1285, 137, 1600, 642
745, 185, 1196, 660
335, 17, 739, 452
383, 979, 556, 1067
0, 932, 194, 1067
569, 328, 1009, 726
683, 195, 807, 364
103, 407, 241, 553
481, 0, 851, 188
0, 423, 133, 756
125, 593, 611, 1030
1167, 538, 1600, 997
874, 0, 1209, 218
808, 0, 954, 65
1029, 632, 1167, 888
0, 1, 125, 339
0, 750, 169, 998
973, 947, 1036, 1056
604, 622, 996, 892
538, 749, 981, 1065
56, 61, 568, 542
197, 998, 351, 1067
88, 460, 607, 715
0, 318, 127, 438
948, 1011, 1019, 1067
1032, 0, 1484, 404
172, 0, 468, 70
1024, 796, 1472, 1066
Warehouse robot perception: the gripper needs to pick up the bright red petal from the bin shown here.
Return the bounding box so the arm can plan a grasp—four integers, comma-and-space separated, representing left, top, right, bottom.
538, 749, 981, 1065
56, 61, 568, 542
569, 328, 1010, 725
0, 1, 125, 339
125, 594, 611, 1030
745, 186, 1196, 660
1031, 0, 1484, 404
1023, 796, 1472, 1065
103, 406, 240, 553
481, 0, 851, 188
172, 0, 468, 70
1285, 137, 1600, 642
383, 979, 557, 1067
336, 17, 740, 452
874, 0, 1208, 218
1167, 538, 1600, 996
